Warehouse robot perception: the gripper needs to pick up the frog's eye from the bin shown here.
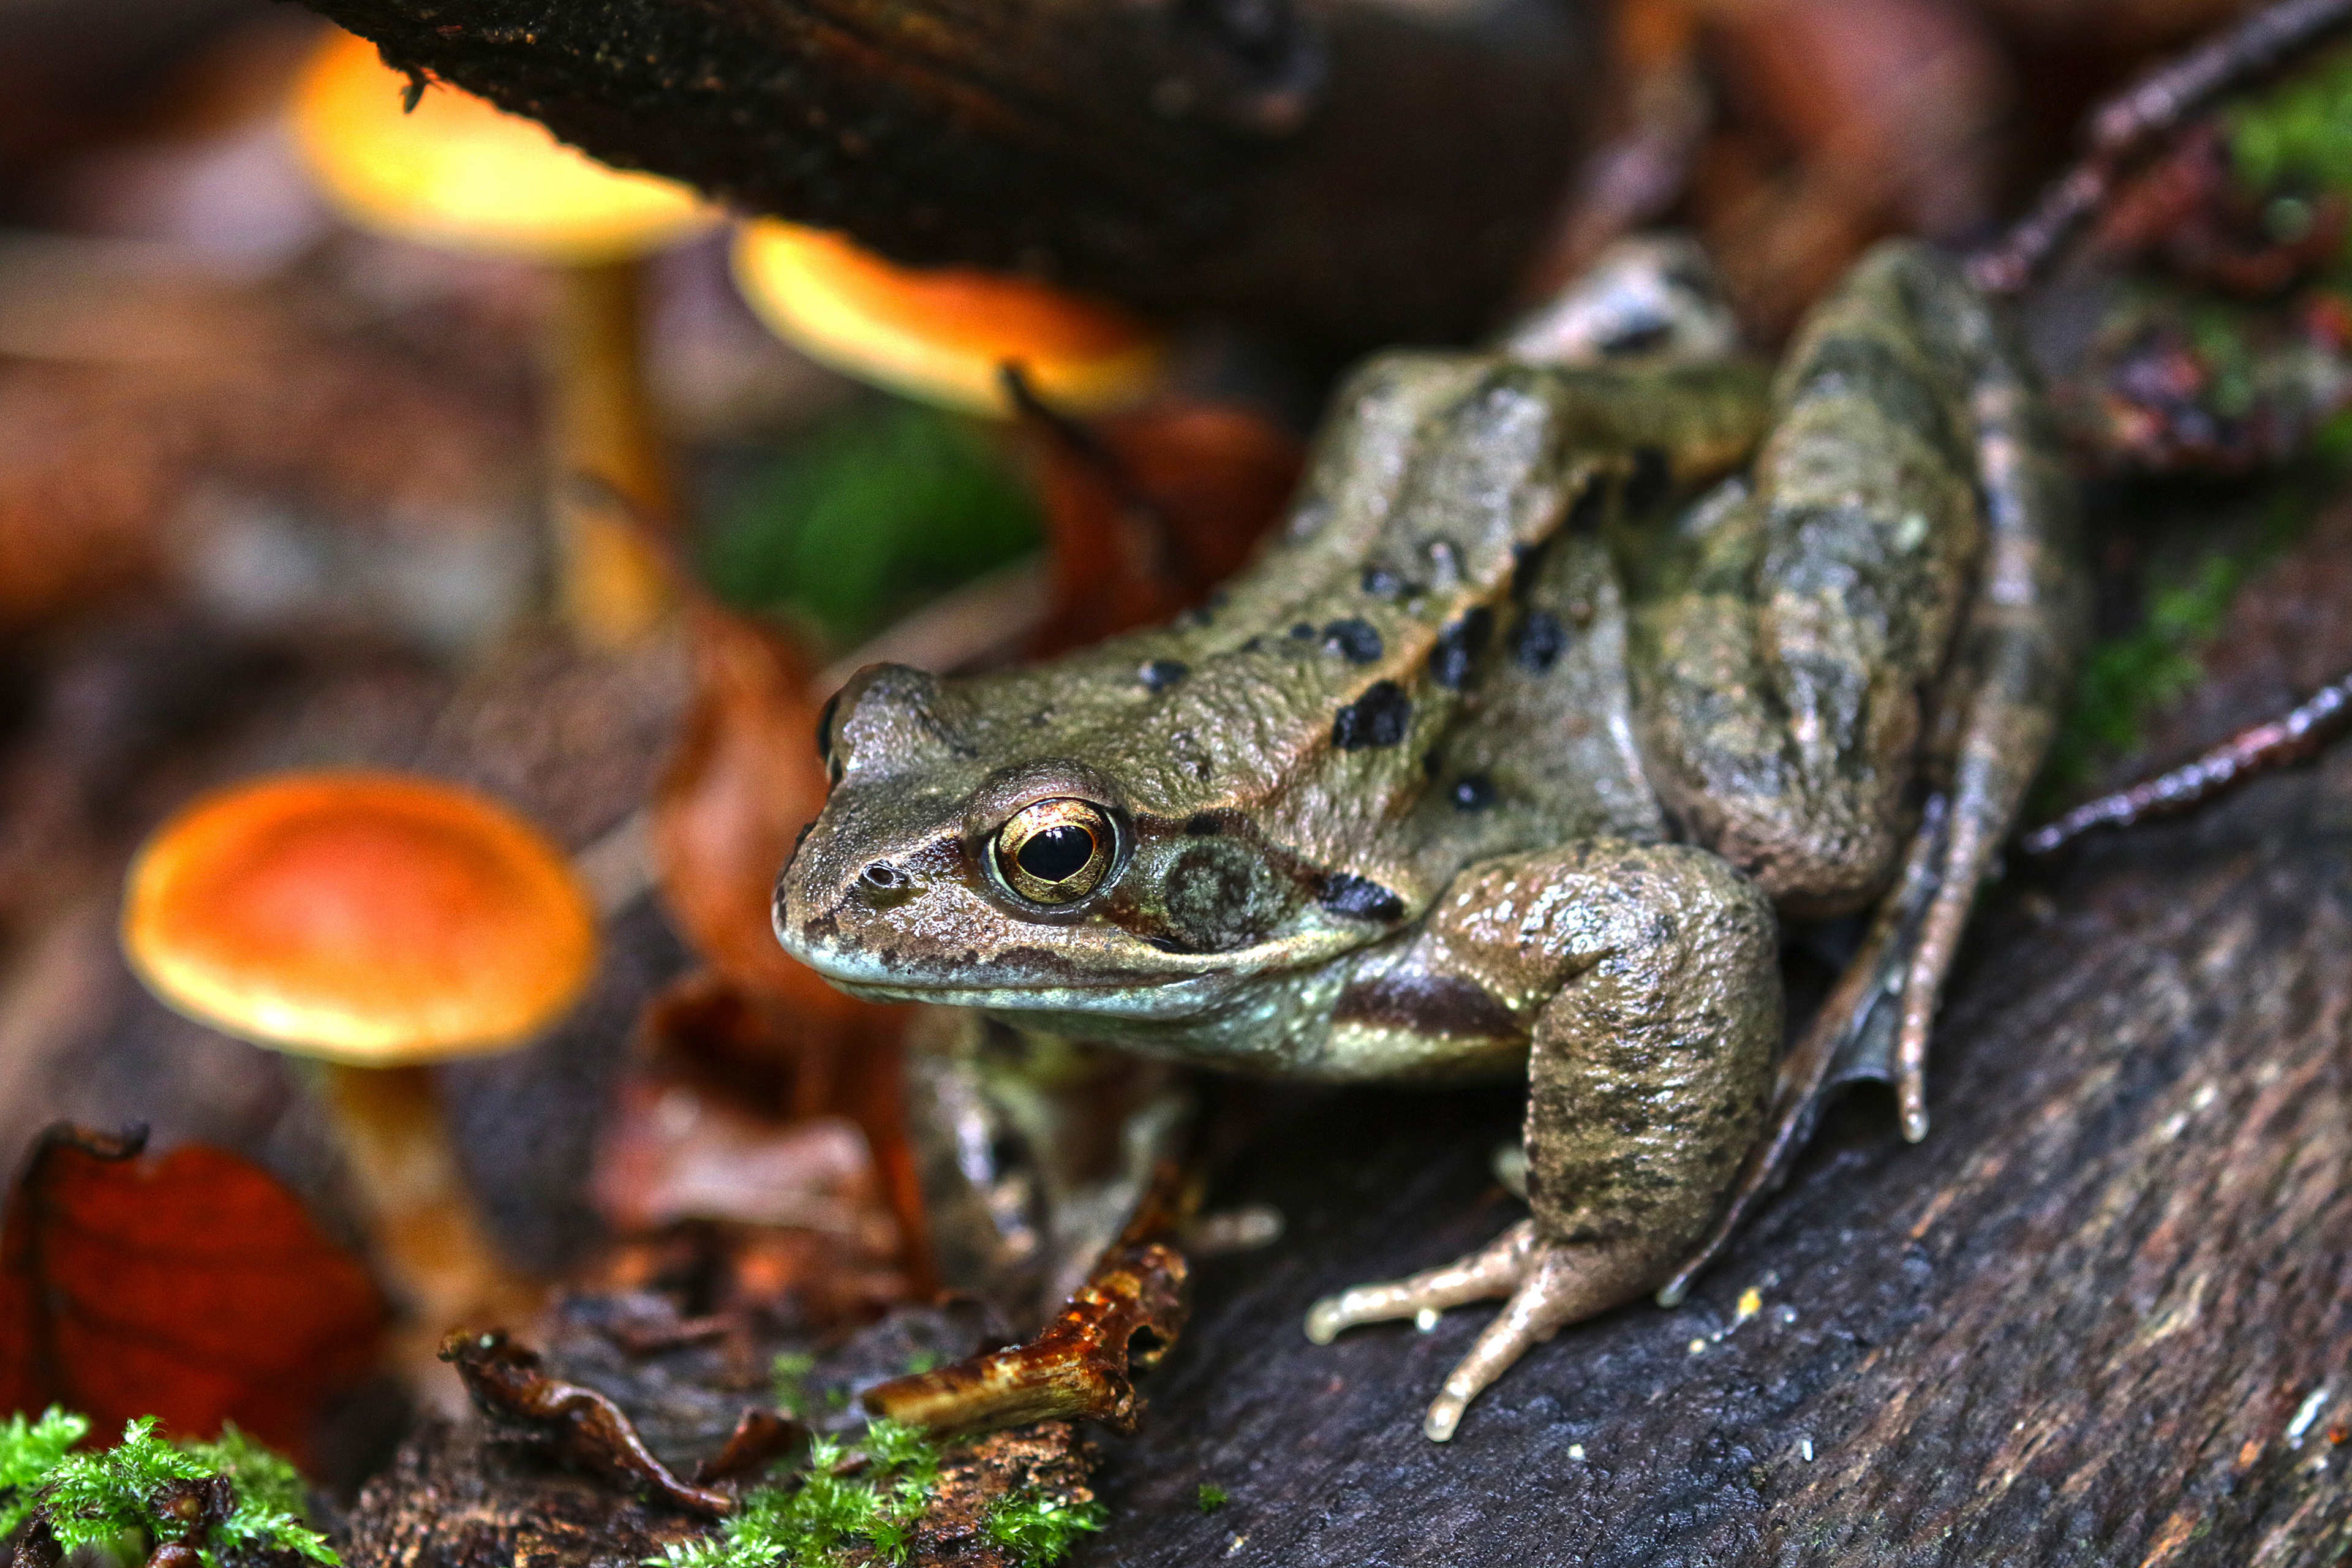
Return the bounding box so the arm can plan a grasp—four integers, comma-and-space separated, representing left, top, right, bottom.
993, 798, 1116, 906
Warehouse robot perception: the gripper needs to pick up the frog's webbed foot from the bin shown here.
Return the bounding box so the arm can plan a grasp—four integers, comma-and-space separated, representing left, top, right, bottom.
1305, 1222, 1653, 1441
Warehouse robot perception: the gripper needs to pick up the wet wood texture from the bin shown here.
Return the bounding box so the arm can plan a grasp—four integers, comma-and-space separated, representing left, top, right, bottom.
290, 0, 1592, 345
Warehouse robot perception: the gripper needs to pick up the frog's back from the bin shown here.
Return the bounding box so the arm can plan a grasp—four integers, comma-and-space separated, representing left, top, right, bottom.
951, 350, 1773, 918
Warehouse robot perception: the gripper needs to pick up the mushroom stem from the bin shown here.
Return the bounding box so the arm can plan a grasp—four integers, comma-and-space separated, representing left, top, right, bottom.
545, 259, 677, 647
313, 1062, 545, 1405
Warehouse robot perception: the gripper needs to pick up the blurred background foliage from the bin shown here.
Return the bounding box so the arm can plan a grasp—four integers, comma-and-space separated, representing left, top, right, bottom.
700, 402, 1039, 652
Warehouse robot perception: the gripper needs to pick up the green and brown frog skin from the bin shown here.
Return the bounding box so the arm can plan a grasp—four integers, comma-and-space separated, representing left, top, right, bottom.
775, 238, 2082, 1441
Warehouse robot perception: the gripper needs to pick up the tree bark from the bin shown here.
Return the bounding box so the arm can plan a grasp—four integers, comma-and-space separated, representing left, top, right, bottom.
292, 0, 1595, 346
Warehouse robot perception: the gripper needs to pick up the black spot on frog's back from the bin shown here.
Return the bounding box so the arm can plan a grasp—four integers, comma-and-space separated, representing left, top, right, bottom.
1332, 680, 1411, 749
1427, 608, 1492, 690
1624, 445, 1672, 514
1322, 619, 1383, 664
1511, 611, 1567, 673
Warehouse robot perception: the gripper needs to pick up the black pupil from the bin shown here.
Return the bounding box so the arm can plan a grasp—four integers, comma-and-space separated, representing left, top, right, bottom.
1017, 824, 1096, 883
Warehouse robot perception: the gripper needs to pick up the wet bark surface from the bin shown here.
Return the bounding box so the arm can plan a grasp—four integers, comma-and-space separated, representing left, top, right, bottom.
289, 0, 1592, 346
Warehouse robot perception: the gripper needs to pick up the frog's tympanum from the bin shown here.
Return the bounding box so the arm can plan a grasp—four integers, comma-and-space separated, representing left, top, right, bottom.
777, 239, 2082, 1440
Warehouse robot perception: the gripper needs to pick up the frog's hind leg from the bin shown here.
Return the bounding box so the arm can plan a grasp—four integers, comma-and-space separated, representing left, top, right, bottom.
1654, 248, 2085, 1305
1305, 840, 1780, 1440
1889, 287, 2082, 1137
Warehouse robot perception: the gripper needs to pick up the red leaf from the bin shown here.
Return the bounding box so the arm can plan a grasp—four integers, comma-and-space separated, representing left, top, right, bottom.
0, 1124, 388, 1461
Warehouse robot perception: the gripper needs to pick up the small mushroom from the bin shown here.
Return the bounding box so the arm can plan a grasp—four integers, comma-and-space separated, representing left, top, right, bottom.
120, 769, 598, 1402
292, 29, 718, 645
731, 221, 1169, 418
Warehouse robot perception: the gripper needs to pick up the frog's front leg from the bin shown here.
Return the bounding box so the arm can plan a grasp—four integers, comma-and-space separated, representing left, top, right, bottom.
1305, 840, 1778, 1440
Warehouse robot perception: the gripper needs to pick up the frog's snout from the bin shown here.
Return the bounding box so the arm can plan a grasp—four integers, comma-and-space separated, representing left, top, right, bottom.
771, 808, 953, 984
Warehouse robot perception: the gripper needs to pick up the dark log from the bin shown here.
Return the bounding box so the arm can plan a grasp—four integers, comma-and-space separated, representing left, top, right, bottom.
290, 0, 1594, 346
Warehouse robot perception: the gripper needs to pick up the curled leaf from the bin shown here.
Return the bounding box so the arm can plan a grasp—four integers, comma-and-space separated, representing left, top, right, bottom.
438, 1329, 733, 1517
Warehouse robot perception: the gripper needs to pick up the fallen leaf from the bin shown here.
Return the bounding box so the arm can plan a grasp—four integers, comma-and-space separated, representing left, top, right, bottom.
652, 603, 863, 1021
1024, 400, 1302, 657
598, 971, 930, 1308
439, 1328, 732, 1517
1682, 0, 2011, 331
0, 1124, 388, 1463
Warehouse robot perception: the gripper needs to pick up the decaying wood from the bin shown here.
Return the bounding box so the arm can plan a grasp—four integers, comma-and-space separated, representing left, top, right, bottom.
290, 0, 1593, 345
341, 1417, 713, 1568
865, 1159, 1197, 1438
341, 1302, 1099, 1568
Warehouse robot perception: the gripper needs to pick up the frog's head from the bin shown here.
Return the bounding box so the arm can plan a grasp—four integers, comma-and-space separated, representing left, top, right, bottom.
774, 662, 1388, 1023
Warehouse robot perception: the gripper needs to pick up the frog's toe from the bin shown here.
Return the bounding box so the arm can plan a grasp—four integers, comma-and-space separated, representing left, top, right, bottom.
1304, 1219, 1537, 1344
1422, 1237, 1654, 1442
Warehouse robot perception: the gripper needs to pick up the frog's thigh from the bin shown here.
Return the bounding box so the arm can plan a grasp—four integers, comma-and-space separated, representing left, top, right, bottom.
1306, 840, 1778, 1440
1635, 252, 1985, 916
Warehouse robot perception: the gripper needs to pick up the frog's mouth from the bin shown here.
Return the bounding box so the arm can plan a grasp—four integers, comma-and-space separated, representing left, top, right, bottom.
780, 911, 1314, 1022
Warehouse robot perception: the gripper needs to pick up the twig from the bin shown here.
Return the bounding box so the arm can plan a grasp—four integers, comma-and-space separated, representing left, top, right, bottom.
2019, 668, 2352, 855
861, 1156, 1199, 1439
1968, 0, 2352, 296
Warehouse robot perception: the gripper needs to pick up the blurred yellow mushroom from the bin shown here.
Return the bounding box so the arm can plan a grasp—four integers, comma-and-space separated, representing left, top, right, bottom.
732, 220, 1169, 418
122, 770, 598, 1400
293, 28, 718, 644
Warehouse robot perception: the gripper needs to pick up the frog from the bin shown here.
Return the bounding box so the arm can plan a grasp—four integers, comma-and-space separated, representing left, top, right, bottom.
774, 236, 2082, 1441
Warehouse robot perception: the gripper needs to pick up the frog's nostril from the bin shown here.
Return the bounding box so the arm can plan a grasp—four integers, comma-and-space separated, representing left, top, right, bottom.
860, 862, 907, 891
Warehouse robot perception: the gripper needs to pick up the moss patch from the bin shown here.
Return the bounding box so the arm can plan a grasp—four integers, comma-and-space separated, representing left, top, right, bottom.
9, 1415, 333, 1567
702, 400, 1041, 650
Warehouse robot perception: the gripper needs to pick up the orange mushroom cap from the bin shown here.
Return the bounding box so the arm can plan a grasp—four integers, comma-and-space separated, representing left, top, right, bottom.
731, 219, 1169, 417
123, 771, 597, 1065
292, 28, 715, 264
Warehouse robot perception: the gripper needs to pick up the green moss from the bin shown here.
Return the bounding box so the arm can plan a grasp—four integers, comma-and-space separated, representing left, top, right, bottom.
1194, 1483, 1227, 1515
652, 1417, 1102, 1568
1, 1408, 88, 1537
702, 399, 1041, 649
18, 1416, 333, 1567
771, 1352, 818, 1417
2041, 486, 2313, 801
179, 1423, 322, 1555
2228, 44, 2352, 206
650, 1419, 943, 1568
980, 1490, 1106, 1567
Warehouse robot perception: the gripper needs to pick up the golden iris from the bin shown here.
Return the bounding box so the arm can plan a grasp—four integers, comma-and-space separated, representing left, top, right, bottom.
993, 799, 1115, 905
